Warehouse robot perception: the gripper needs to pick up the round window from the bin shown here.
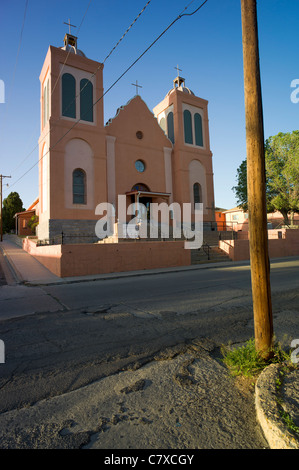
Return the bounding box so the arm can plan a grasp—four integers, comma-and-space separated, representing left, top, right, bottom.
135, 160, 145, 173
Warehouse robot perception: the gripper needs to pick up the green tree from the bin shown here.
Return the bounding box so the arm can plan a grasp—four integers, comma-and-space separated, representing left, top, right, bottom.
265, 131, 299, 224
233, 131, 299, 224
2, 192, 25, 233
27, 215, 39, 234
232, 160, 248, 211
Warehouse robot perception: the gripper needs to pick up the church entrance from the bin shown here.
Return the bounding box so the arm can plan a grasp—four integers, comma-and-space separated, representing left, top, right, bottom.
138, 195, 152, 221
130, 184, 152, 221
125, 184, 172, 229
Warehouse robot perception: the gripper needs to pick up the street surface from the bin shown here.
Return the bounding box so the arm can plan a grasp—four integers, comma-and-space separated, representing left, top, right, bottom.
0, 257, 298, 448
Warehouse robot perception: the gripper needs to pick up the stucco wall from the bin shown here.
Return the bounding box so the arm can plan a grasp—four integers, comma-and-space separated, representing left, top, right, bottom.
23, 238, 191, 277
219, 229, 299, 261
23, 238, 62, 276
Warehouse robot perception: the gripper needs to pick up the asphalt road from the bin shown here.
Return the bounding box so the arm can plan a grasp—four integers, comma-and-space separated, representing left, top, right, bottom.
0, 259, 298, 409
0, 258, 298, 448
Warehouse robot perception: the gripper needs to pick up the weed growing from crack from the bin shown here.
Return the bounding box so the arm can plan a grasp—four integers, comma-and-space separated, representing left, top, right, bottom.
220, 338, 292, 378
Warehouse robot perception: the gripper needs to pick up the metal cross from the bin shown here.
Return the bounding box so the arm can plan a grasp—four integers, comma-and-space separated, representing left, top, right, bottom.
64, 18, 77, 35
174, 64, 182, 76
131, 80, 142, 95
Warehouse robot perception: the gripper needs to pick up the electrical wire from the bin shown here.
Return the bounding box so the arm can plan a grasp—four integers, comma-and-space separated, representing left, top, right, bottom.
8, 0, 93, 176
0, 0, 29, 133
5, 0, 210, 192
10, 0, 152, 176
10, 0, 29, 101
51, 0, 93, 96
60, 0, 152, 121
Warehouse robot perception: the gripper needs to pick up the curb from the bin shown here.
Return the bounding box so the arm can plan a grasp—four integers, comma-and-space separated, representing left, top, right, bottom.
255, 363, 299, 449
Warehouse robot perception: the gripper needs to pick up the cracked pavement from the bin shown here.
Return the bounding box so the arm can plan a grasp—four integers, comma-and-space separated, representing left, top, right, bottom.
0, 259, 298, 448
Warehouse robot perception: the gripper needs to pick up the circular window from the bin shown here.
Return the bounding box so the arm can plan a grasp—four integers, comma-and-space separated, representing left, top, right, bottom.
136, 131, 143, 139
135, 160, 145, 173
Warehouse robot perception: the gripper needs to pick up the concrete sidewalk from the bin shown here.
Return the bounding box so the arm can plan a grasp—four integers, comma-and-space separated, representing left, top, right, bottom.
0, 236, 298, 449
0, 238, 60, 285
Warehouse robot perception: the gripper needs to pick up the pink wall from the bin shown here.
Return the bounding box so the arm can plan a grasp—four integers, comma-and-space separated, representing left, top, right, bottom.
219, 229, 299, 261
23, 238, 191, 277
23, 238, 63, 276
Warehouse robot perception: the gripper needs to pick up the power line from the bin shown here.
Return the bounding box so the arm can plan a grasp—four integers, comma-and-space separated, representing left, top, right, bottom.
0, 175, 11, 242
102, 0, 152, 64
52, 0, 94, 96
5, 0, 210, 192
10, 0, 151, 176
0, 0, 29, 131
60, 0, 152, 121
9, 0, 29, 101
9, 0, 94, 175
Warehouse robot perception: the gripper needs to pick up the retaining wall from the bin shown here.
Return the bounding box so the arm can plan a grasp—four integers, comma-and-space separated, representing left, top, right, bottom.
219, 229, 299, 261
23, 238, 191, 277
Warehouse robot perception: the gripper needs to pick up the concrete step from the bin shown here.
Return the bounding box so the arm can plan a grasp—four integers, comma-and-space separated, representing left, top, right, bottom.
191, 245, 232, 264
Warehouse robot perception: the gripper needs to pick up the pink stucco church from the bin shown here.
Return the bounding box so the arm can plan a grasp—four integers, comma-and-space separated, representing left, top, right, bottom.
37, 31, 216, 243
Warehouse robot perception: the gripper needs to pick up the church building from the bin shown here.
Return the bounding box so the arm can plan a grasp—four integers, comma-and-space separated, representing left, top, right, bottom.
37, 32, 215, 243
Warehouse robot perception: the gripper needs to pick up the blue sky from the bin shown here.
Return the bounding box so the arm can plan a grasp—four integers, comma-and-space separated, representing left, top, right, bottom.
0, 0, 298, 210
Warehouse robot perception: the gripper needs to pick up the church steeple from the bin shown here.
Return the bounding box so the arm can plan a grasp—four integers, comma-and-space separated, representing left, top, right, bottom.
63, 19, 77, 46
64, 32, 77, 49
173, 65, 185, 89
61, 19, 86, 57
173, 75, 185, 89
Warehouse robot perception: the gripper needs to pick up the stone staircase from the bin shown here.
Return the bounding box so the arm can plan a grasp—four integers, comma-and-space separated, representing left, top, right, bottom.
191, 244, 232, 265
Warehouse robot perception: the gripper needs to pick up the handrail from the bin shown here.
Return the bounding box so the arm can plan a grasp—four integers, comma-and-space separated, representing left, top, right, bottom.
199, 240, 211, 260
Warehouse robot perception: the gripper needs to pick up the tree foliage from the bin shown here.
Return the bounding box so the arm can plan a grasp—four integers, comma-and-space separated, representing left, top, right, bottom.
2, 192, 25, 233
232, 160, 248, 211
233, 131, 299, 224
27, 215, 39, 234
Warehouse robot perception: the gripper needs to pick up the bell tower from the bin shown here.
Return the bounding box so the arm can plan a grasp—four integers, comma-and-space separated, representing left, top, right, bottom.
37, 32, 106, 241
153, 70, 215, 226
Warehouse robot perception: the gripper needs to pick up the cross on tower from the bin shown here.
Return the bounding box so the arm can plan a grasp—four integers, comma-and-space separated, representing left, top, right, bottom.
64, 18, 77, 35
173, 64, 185, 89
174, 64, 182, 77
131, 80, 142, 96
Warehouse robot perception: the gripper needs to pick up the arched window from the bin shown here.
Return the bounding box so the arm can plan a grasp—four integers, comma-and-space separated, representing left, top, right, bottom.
43, 79, 49, 127
167, 112, 175, 144
73, 169, 86, 204
193, 182, 202, 208
62, 73, 76, 118
194, 113, 203, 147
131, 183, 150, 192
159, 117, 166, 133
80, 79, 93, 122
184, 110, 193, 144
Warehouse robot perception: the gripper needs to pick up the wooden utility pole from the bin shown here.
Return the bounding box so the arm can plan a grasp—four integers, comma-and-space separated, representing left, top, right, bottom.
0, 175, 11, 242
240, 0, 273, 359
